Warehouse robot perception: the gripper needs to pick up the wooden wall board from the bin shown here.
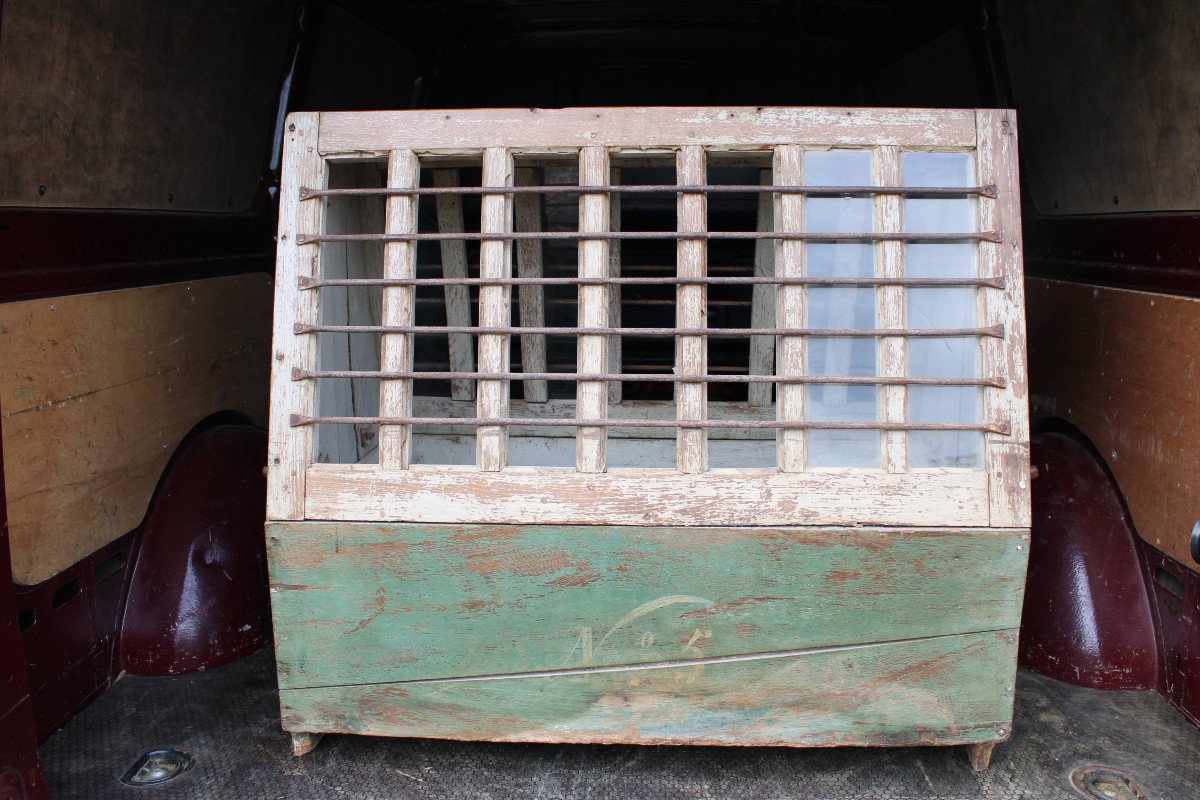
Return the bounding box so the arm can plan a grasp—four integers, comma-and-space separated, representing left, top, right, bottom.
1027, 278, 1200, 565
279, 629, 1018, 747
318, 107, 977, 154
268, 521, 1029, 689
0, 0, 292, 211
304, 464, 990, 528
0, 275, 273, 585
1000, 0, 1200, 215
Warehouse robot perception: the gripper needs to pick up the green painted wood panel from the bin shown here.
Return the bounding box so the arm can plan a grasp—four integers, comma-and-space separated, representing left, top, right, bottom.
280, 630, 1018, 747
268, 523, 1028, 689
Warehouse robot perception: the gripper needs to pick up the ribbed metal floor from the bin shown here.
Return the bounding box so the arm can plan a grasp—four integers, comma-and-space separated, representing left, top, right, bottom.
40, 647, 1200, 799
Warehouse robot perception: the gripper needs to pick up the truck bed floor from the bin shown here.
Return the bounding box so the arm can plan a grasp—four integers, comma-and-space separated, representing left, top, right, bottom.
40, 647, 1200, 799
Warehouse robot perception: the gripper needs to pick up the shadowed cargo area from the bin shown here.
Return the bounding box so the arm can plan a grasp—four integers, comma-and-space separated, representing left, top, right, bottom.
38, 648, 1200, 799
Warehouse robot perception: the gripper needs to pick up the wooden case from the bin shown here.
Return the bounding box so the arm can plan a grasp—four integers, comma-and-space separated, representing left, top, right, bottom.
266, 107, 1030, 765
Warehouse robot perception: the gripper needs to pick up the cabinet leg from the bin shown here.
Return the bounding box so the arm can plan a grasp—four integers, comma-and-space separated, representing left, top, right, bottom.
967, 741, 997, 772
291, 732, 324, 757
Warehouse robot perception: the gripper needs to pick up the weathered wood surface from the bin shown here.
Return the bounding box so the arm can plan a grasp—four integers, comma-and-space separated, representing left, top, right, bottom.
303, 463, 991, 527
576, 147, 610, 472
378, 150, 419, 470
278, 629, 1018, 747
432, 168, 476, 401
774, 145, 806, 471
977, 109, 1031, 529
269, 111, 323, 520
514, 166, 549, 403
318, 107, 978, 153
0, 275, 271, 585
268, 522, 1027, 688
675, 145, 708, 473
875, 145, 908, 473
1027, 278, 1200, 566
475, 147, 515, 472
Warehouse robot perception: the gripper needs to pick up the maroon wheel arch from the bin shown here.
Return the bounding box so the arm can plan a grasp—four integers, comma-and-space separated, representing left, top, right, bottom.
119, 424, 270, 675
1020, 424, 1159, 689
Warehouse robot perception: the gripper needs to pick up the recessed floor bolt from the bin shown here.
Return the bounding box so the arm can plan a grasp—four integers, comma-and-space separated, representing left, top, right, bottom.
1070, 765, 1149, 800
120, 748, 194, 787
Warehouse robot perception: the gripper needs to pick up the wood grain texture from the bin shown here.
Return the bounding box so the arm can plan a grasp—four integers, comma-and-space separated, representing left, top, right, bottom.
774, 145, 806, 471
577, 147, 610, 472
0, 275, 272, 584
269, 112, 323, 520
379, 150, 419, 469
1027, 278, 1200, 565
268, 521, 1028, 688
977, 110, 1031, 528
279, 629, 1018, 747
433, 169, 476, 401
303, 463, 990, 527
748, 169, 776, 408
676, 146, 708, 473
875, 146, 908, 473
318, 107, 978, 153
476, 148, 515, 471
514, 167, 549, 403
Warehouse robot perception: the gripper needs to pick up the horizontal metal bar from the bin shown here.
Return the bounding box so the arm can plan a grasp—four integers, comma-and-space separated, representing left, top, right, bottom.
298, 230, 1001, 245
300, 183, 997, 200
291, 414, 1011, 435
295, 323, 1004, 338
298, 275, 1006, 290
293, 368, 1006, 388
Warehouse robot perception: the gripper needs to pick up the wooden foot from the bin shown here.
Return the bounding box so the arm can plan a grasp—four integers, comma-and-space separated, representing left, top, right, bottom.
291, 732, 324, 757
967, 741, 997, 772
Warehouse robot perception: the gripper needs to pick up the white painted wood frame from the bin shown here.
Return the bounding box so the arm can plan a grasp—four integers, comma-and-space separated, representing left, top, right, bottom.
269, 106, 1028, 529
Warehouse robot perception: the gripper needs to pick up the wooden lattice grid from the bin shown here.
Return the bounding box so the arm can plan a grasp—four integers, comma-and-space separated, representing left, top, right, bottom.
268, 107, 1029, 530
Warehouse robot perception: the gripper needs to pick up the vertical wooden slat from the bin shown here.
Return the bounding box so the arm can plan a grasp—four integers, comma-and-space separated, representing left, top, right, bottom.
577, 147, 610, 473
434, 169, 476, 401
379, 149, 420, 470
514, 167, 549, 403
268, 112, 323, 520
875, 146, 908, 473
977, 109, 1031, 527
676, 145, 708, 474
476, 148, 515, 472
748, 168, 776, 408
774, 145, 806, 472
607, 165, 623, 403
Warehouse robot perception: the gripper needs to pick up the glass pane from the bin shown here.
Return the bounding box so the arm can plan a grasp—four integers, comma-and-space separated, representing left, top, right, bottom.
903, 152, 975, 235
909, 287, 975, 329
907, 242, 976, 278
807, 285, 878, 467
909, 387, 983, 468
807, 197, 873, 233
806, 150, 873, 186
904, 198, 974, 233
900, 152, 973, 187
800, 150, 878, 468
807, 242, 874, 278
902, 152, 982, 468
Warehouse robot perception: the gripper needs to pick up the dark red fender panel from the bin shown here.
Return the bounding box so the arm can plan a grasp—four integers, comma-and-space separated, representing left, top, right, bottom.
120, 425, 269, 675
1019, 428, 1159, 689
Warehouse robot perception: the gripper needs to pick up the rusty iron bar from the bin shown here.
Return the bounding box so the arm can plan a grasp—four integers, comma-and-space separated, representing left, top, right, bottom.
292, 367, 1006, 388
290, 413, 1011, 435
297, 275, 1006, 290
297, 230, 1001, 245
294, 323, 1004, 338
299, 184, 998, 199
